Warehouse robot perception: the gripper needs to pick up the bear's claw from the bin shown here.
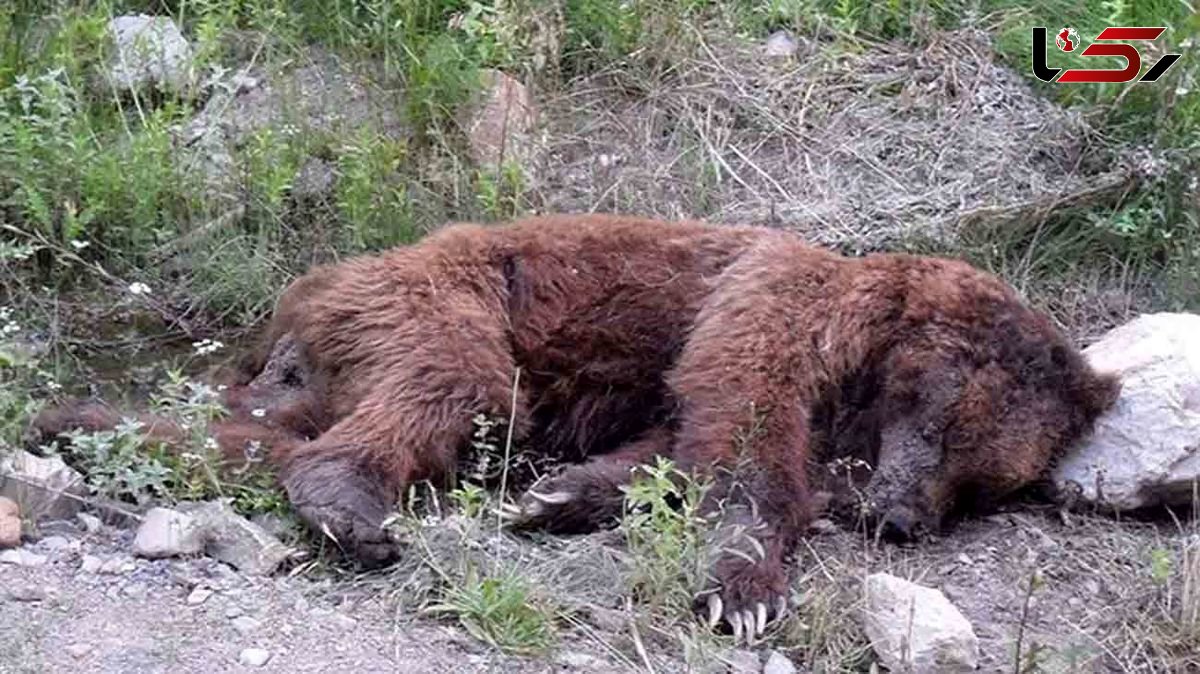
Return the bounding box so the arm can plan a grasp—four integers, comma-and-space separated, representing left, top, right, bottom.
702, 592, 787, 645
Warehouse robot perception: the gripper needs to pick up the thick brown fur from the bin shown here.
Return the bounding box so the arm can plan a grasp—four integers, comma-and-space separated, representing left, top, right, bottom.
31, 214, 1119, 629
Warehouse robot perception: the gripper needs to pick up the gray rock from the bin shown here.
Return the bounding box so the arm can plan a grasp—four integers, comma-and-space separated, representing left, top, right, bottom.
179, 51, 406, 204
764, 31, 800, 58
725, 649, 760, 674
763, 651, 798, 674
65, 643, 92, 659
861, 572, 979, 672
232, 616, 261, 635
79, 554, 103, 574
238, 648, 272, 667
6, 582, 48, 602
39, 535, 71, 552
76, 512, 102, 533
1053, 313, 1200, 510
99, 555, 135, 575
0, 548, 47, 567
133, 507, 206, 558
465, 69, 538, 171
106, 15, 194, 93
183, 501, 290, 576
186, 586, 214, 605
0, 450, 88, 521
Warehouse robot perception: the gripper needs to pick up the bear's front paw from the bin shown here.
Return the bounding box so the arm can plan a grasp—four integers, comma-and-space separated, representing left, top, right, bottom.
283, 458, 400, 568
497, 467, 625, 534
698, 553, 789, 645
294, 501, 400, 568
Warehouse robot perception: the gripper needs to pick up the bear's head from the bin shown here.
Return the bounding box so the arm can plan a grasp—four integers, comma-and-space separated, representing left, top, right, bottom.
859, 262, 1121, 542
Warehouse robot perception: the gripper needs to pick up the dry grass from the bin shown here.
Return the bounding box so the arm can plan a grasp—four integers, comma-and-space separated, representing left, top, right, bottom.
531, 28, 1138, 255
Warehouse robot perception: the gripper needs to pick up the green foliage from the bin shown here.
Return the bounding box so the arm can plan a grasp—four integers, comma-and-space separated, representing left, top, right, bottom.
63, 419, 175, 505
620, 457, 713, 613
427, 567, 557, 654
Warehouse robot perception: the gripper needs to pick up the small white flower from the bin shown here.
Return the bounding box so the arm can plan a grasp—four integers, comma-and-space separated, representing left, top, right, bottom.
1176, 87, 1191, 97
128, 281, 152, 296
204, 437, 219, 451
1, 321, 18, 336
251, 408, 267, 418
69, 239, 90, 251
191, 339, 225, 356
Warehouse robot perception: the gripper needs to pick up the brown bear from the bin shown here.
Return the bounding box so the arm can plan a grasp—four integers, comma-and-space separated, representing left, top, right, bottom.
32, 214, 1119, 640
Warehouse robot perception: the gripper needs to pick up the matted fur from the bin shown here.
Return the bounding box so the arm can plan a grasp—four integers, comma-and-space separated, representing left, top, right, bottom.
32, 214, 1119, 628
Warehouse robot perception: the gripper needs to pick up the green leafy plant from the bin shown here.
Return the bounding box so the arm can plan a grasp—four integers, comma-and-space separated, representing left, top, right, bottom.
426, 567, 557, 654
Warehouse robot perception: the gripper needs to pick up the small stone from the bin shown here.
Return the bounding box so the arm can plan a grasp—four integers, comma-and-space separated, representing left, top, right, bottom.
76, 512, 102, 533
558, 651, 601, 668
225, 605, 244, 619
807, 518, 839, 535
79, 555, 103, 573
330, 613, 357, 629
133, 507, 206, 559
232, 616, 260, 635
65, 643, 92, 659
292, 597, 310, 612
764, 30, 800, 58
7, 583, 47, 602
0, 496, 20, 548
0, 548, 47, 566
187, 587, 214, 605
861, 572, 979, 672
238, 648, 271, 667
40, 535, 71, 552
587, 606, 626, 633
725, 649, 760, 673
764, 650, 798, 674
955, 553, 972, 565
99, 556, 135, 575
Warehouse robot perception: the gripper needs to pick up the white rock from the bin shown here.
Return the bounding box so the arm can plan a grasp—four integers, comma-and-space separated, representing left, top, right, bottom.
238, 648, 272, 667
764, 30, 800, 58
724, 649, 760, 673
133, 507, 206, 558
107, 15, 194, 93
65, 643, 92, 659
763, 651, 798, 674
1053, 313, 1200, 510
76, 512, 102, 533
861, 573, 979, 672
231, 616, 260, 636
0, 451, 87, 520
79, 555, 103, 573
186, 586, 214, 605
0, 548, 47, 567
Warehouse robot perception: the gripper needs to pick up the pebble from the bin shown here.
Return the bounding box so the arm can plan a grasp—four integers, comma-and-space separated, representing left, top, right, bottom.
0, 548, 47, 566
65, 643, 92, 659
764, 30, 800, 58
232, 616, 261, 635
187, 587, 214, 605
238, 648, 272, 667
558, 651, 602, 668
6, 583, 48, 602
764, 650, 798, 674
79, 555, 103, 574
76, 513, 103, 533
40, 535, 72, 552
726, 649, 760, 673
330, 613, 357, 629
99, 556, 135, 575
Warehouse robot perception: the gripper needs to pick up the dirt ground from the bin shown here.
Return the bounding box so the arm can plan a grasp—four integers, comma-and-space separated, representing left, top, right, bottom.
2, 503, 1196, 673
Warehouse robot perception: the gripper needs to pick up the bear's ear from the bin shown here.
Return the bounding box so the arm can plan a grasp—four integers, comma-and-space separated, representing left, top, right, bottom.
1078, 370, 1121, 419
